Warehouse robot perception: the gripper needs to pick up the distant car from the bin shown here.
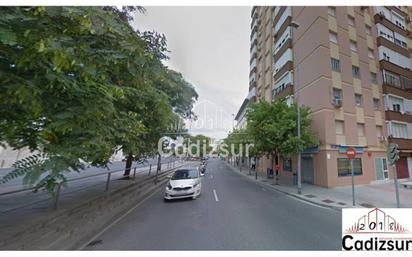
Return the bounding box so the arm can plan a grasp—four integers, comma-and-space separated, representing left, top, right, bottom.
164, 168, 202, 201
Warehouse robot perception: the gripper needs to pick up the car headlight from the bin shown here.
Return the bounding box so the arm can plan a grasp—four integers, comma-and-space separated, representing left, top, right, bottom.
167, 183, 172, 190
193, 183, 199, 188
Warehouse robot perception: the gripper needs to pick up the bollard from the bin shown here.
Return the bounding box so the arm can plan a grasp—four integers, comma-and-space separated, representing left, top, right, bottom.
133, 167, 137, 180
105, 172, 111, 192
54, 183, 62, 211
148, 164, 152, 176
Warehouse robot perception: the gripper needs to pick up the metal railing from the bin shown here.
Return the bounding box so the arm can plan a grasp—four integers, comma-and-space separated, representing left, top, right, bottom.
383, 72, 412, 90
0, 159, 181, 212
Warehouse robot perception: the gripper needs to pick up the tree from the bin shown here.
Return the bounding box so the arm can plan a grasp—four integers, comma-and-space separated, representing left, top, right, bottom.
0, 7, 198, 192
183, 134, 212, 158
246, 98, 317, 172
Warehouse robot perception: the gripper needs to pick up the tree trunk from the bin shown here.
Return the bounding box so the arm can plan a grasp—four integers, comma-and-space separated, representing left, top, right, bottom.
155, 152, 161, 184
123, 155, 133, 177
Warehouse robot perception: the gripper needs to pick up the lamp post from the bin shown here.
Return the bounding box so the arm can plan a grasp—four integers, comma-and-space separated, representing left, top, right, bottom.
289, 20, 302, 195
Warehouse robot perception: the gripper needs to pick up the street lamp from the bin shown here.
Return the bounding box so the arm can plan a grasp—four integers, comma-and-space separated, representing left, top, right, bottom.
289, 20, 302, 195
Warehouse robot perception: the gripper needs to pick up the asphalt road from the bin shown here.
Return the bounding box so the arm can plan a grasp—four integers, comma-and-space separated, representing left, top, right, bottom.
85, 159, 342, 250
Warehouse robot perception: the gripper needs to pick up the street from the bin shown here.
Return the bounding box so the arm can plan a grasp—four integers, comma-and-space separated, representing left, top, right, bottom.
85, 159, 341, 250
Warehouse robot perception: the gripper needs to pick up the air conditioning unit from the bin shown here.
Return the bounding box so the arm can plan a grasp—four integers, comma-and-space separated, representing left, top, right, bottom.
332, 98, 342, 108
379, 11, 385, 18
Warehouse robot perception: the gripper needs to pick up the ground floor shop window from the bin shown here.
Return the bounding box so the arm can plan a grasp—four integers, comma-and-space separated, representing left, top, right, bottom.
337, 158, 362, 176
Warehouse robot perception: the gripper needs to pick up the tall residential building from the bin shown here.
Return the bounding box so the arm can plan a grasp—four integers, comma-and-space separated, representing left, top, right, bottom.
248, 6, 412, 187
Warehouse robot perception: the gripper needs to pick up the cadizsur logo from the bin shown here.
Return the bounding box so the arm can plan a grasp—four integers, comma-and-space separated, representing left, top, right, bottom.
342, 208, 412, 251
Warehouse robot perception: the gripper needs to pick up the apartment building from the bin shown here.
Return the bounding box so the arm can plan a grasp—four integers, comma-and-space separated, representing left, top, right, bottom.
248, 6, 412, 187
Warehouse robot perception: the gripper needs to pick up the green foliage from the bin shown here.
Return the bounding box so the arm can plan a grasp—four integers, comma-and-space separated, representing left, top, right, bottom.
223, 128, 254, 157
246, 98, 317, 158
183, 134, 212, 157
0, 7, 198, 193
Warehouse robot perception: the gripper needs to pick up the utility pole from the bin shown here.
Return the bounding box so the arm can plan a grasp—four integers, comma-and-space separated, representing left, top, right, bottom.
290, 20, 302, 195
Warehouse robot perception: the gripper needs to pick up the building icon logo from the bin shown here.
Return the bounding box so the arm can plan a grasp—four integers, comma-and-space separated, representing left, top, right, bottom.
342, 208, 412, 251
344, 208, 409, 234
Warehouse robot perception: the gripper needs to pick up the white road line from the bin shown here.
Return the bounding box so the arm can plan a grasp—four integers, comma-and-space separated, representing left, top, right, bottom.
261, 187, 267, 191
213, 189, 219, 202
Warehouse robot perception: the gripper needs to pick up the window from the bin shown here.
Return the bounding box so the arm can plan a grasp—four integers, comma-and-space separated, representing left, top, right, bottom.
350, 40, 358, 52
328, 7, 336, 17
338, 158, 363, 176
393, 103, 401, 112
329, 31, 338, 44
331, 58, 341, 72
365, 25, 371, 35
355, 94, 362, 106
283, 158, 292, 172
333, 88, 342, 100
348, 16, 355, 26
376, 125, 383, 138
335, 120, 344, 134
390, 96, 403, 112
391, 122, 408, 138
373, 98, 380, 110
368, 49, 374, 59
352, 65, 360, 78
357, 123, 365, 137
370, 72, 377, 84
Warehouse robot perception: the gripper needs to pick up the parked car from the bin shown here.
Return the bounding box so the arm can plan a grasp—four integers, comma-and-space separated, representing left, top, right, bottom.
164, 168, 202, 201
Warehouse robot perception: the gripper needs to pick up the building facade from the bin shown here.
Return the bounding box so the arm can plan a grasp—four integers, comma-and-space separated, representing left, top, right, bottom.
247, 6, 412, 187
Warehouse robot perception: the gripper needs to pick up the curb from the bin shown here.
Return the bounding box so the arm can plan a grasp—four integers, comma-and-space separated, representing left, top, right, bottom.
0, 162, 188, 250
223, 161, 342, 212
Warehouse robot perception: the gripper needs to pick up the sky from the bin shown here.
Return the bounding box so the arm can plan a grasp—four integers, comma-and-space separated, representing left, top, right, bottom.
132, 6, 251, 140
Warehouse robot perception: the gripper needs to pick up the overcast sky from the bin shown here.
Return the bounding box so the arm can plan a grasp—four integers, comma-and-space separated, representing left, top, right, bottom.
132, 6, 251, 140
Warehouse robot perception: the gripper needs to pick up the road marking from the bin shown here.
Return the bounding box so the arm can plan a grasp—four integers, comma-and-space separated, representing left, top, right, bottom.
210, 175, 213, 179
213, 189, 219, 202
261, 187, 267, 191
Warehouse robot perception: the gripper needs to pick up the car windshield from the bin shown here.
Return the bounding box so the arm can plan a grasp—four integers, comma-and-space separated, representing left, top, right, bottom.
171, 169, 199, 180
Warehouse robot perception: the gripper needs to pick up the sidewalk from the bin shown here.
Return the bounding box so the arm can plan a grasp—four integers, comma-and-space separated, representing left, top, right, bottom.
0, 160, 185, 232
225, 160, 412, 210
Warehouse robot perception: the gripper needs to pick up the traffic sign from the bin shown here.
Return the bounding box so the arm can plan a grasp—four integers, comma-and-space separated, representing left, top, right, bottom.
346, 147, 356, 159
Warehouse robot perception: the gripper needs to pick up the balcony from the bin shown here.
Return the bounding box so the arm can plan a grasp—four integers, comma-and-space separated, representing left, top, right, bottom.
247, 86, 256, 100
385, 110, 412, 123
377, 36, 409, 57
250, 30, 257, 44
251, 18, 260, 30
250, 44, 257, 56
374, 13, 410, 37
388, 137, 412, 150
251, 6, 257, 18
272, 83, 294, 100
380, 60, 412, 80
382, 70, 412, 91
250, 58, 257, 74
249, 72, 256, 84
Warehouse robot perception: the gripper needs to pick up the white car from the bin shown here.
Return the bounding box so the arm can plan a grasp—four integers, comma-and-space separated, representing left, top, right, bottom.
164, 168, 202, 201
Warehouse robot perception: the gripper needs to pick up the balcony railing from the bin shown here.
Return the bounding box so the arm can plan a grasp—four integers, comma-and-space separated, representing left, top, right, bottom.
383, 72, 412, 91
